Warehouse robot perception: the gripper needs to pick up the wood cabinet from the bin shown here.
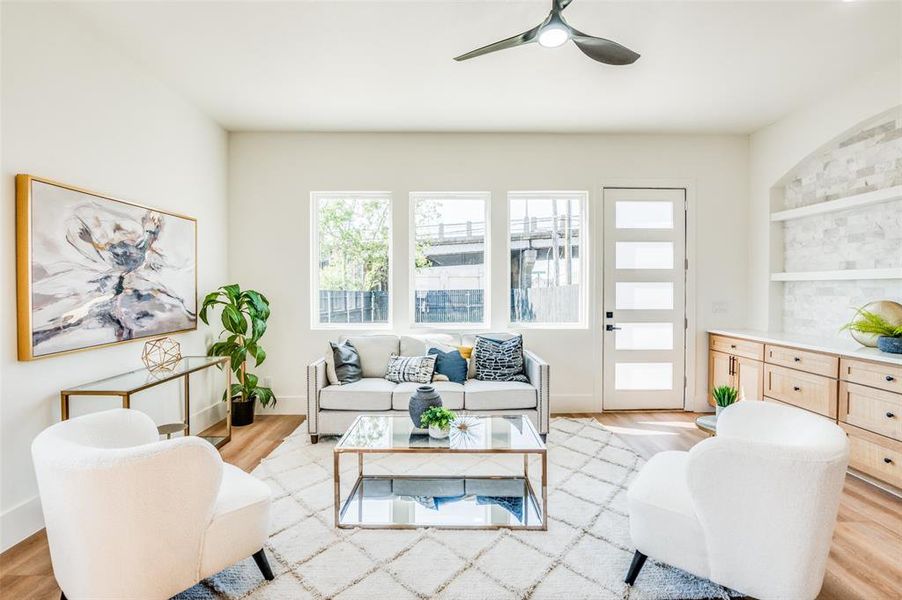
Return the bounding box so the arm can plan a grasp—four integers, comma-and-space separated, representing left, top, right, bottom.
708, 331, 902, 496
764, 363, 837, 418
707, 335, 764, 405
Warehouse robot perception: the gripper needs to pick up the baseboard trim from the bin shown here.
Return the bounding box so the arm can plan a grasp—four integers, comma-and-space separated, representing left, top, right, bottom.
1, 496, 43, 553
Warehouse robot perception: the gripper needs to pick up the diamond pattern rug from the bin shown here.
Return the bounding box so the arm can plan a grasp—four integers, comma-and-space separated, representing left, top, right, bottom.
176, 417, 733, 600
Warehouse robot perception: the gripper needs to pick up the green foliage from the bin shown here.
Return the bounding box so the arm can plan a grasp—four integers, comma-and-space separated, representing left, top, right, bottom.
318, 198, 390, 291
841, 307, 902, 338
201, 284, 276, 408
420, 406, 457, 430
711, 385, 738, 408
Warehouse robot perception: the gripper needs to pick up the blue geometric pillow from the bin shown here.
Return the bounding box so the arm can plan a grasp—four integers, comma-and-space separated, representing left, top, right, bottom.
474, 335, 528, 383
427, 347, 468, 384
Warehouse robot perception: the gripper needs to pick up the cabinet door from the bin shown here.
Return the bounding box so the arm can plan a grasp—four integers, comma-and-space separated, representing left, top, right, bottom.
708, 350, 735, 406
735, 357, 764, 401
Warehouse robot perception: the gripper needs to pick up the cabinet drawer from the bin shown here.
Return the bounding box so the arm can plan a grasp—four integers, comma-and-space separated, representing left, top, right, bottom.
839, 381, 902, 442
765, 344, 838, 378
840, 358, 902, 394
709, 335, 764, 361
842, 423, 902, 490
764, 364, 837, 418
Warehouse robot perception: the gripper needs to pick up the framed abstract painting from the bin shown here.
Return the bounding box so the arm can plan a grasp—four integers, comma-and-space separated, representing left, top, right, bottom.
16, 175, 197, 360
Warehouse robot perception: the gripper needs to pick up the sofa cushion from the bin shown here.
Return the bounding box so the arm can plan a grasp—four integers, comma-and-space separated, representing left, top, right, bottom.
339, 335, 400, 378
392, 381, 465, 410
319, 378, 395, 411
400, 334, 460, 356
463, 380, 536, 410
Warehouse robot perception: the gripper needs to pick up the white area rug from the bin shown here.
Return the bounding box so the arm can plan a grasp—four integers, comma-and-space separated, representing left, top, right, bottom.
177, 418, 733, 600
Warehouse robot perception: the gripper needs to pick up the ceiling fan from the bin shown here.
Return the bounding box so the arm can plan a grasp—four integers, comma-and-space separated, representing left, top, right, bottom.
453, 0, 640, 65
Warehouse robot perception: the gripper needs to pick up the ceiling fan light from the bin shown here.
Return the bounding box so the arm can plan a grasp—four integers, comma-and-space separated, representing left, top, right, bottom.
538, 26, 569, 48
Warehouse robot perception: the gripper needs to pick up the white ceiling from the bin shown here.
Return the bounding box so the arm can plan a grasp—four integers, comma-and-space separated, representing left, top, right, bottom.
69, 0, 901, 134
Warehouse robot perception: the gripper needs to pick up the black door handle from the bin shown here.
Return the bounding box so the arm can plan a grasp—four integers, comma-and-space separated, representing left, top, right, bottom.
887, 412, 896, 419
886, 375, 896, 382
884, 457, 894, 464
605, 324, 621, 331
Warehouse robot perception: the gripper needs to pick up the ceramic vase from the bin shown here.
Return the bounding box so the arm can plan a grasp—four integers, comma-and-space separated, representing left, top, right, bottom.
877, 336, 902, 354
409, 385, 442, 428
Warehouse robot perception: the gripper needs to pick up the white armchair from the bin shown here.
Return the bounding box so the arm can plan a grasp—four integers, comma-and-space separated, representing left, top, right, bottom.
31, 409, 274, 600
626, 401, 849, 600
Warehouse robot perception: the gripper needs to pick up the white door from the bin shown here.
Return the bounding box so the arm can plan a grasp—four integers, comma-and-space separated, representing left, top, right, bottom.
602, 188, 686, 410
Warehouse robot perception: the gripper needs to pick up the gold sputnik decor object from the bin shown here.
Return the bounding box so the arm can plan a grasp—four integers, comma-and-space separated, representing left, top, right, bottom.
141, 337, 182, 372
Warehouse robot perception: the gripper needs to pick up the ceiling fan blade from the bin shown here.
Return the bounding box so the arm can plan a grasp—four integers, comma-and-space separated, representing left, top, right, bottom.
454, 26, 540, 61
571, 32, 640, 65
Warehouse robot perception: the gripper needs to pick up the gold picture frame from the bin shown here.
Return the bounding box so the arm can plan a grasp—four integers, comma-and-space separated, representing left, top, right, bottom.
16, 175, 198, 361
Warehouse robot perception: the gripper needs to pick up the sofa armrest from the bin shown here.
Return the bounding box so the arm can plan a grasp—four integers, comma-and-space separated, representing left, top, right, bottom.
524, 350, 550, 435
306, 358, 327, 435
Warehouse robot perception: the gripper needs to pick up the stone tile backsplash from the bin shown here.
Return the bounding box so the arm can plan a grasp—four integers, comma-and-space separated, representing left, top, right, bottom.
780, 107, 902, 337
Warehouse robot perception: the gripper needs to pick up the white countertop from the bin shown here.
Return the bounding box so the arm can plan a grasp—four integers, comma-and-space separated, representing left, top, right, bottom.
708, 329, 902, 367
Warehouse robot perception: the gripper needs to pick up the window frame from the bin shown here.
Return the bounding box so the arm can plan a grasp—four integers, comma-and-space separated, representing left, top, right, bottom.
506, 190, 590, 330
408, 191, 492, 330
309, 191, 394, 330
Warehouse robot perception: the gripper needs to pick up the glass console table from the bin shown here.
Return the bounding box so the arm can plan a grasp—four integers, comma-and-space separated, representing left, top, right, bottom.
60, 356, 232, 448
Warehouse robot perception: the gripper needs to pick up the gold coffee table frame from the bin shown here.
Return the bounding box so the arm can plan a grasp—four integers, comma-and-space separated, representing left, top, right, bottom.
333, 415, 548, 531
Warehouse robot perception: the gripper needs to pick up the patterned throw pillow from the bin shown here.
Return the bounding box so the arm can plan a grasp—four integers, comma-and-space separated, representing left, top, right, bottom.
385, 355, 437, 384
474, 335, 528, 383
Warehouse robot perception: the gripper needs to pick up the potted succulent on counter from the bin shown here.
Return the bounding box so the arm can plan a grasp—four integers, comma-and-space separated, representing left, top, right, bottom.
842, 307, 902, 355
711, 385, 738, 417
420, 406, 457, 439
201, 284, 276, 426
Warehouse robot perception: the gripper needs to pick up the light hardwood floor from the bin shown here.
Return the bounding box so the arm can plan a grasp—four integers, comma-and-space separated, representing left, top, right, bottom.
1, 412, 899, 600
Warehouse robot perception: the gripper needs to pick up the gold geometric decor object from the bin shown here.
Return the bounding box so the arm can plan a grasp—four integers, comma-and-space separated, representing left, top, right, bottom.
141, 337, 182, 372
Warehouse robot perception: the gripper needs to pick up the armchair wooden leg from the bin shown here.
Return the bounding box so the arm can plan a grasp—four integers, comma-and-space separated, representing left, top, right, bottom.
310, 435, 319, 444
540, 434, 547, 443
60, 593, 68, 600
252, 548, 275, 581
624, 550, 647, 585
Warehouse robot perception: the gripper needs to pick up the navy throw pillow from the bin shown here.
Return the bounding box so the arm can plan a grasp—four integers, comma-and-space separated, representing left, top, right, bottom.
427, 347, 468, 384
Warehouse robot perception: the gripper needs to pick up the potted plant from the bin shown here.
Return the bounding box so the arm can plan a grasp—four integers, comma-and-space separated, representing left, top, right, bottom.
711, 385, 738, 417
200, 284, 276, 426
842, 307, 902, 354
420, 406, 457, 439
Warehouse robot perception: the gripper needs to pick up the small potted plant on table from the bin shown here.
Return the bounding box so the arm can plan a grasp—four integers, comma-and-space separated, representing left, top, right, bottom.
842, 307, 902, 354
420, 406, 457, 439
711, 385, 738, 417
201, 284, 276, 426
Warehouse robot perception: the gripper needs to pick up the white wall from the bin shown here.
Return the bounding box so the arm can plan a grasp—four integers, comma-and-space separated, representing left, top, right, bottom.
228, 132, 749, 417
748, 61, 902, 331
0, 3, 229, 550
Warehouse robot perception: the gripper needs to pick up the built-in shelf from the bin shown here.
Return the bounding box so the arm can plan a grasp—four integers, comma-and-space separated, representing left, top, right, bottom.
770, 185, 902, 222
770, 268, 902, 282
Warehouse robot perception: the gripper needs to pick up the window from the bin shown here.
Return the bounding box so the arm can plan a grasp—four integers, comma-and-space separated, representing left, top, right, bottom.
311, 192, 392, 327
509, 191, 587, 326
410, 192, 490, 326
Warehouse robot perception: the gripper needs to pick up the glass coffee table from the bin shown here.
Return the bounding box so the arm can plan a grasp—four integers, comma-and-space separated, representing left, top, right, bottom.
333, 415, 547, 530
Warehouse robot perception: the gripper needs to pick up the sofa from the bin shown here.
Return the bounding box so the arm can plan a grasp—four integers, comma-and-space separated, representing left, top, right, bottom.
306, 333, 549, 442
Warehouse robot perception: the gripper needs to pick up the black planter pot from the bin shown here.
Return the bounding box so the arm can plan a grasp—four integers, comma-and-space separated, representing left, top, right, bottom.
231, 397, 256, 426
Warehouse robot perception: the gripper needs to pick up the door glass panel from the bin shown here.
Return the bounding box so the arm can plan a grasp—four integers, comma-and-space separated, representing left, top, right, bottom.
615, 282, 673, 310
615, 242, 673, 269
615, 363, 673, 390
615, 201, 673, 229
615, 323, 673, 350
